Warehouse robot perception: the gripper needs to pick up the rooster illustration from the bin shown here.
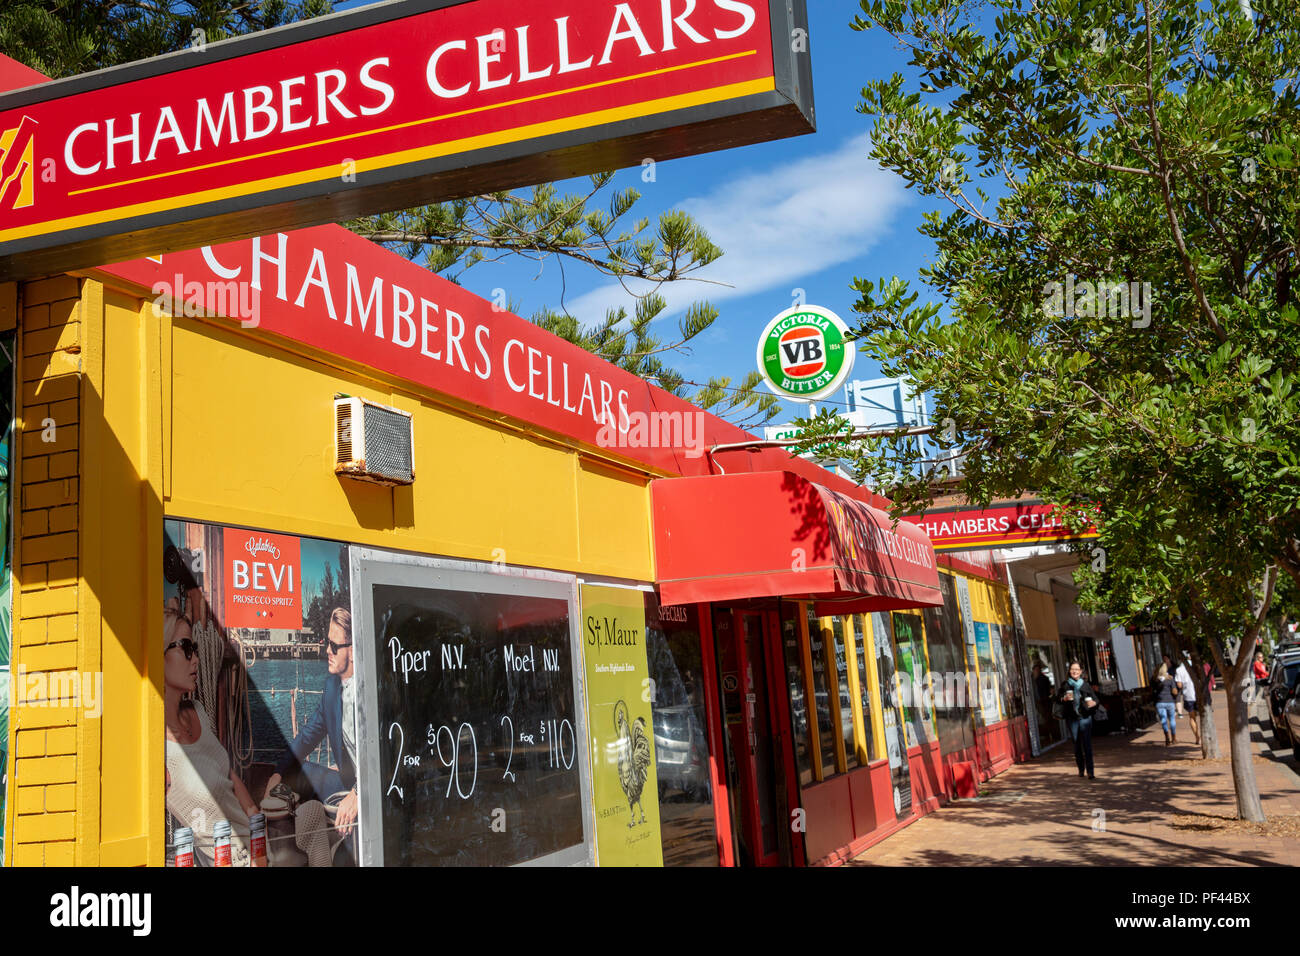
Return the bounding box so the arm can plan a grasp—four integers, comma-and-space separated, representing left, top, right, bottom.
614, 700, 651, 827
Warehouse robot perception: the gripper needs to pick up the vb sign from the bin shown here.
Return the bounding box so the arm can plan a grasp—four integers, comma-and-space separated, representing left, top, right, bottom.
0, 0, 813, 280
756, 304, 855, 401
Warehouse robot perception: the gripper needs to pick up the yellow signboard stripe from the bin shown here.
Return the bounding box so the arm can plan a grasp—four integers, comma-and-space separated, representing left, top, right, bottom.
69, 49, 760, 197
0, 76, 774, 244
936, 531, 1099, 550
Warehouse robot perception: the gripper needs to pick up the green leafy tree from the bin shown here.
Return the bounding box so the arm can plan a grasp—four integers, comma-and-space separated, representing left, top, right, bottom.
816, 0, 1300, 820
1, 1, 775, 426
0, 0, 331, 76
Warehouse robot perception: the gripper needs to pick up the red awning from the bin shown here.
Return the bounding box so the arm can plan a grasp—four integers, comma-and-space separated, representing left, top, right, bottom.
652, 471, 942, 615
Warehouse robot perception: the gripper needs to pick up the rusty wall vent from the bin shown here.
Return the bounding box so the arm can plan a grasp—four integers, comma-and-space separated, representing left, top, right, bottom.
333, 396, 414, 486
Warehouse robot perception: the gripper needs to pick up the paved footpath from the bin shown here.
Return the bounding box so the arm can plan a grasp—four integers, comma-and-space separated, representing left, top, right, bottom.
849, 690, 1300, 866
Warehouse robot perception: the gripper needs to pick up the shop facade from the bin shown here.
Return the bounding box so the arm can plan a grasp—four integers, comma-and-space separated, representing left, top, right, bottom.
1001, 546, 1157, 747
0, 215, 1044, 866
647, 484, 1034, 865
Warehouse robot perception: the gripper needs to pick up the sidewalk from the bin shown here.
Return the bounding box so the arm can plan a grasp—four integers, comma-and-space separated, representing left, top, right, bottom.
848, 690, 1300, 866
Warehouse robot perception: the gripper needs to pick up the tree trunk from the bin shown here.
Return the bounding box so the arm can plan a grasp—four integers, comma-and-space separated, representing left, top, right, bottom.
1223, 665, 1265, 822
1197, 693, 1220, 759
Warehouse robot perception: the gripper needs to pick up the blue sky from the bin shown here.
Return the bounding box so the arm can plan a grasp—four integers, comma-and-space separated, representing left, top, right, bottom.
336, 0, 946, 423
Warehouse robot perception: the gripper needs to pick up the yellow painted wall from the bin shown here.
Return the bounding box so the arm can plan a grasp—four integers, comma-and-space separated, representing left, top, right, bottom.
7, 281, 657, 866
1019, 586, 1060, 644
164, 315, 653, 581
7, 274, 86, 867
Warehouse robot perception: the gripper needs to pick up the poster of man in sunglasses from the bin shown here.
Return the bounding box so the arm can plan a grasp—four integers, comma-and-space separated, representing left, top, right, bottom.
163, 519, 360, 867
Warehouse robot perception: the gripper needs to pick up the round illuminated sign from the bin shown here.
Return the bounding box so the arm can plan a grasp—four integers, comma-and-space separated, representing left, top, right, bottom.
756, 305, 856, 401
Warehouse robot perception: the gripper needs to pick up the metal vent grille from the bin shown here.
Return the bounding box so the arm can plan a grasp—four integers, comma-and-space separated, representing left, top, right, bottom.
361, 403, 413, 483
335, 400, 354, 464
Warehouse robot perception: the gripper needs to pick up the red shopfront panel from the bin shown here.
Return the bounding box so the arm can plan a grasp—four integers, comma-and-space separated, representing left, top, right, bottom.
908, 742, 945, 810
847, 765, 878, 840
868, 759, 897, 833
800, 776, 856, 865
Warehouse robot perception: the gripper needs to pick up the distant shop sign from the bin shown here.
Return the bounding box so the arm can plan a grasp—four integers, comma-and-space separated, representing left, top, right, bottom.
756, 304, 855, 401
0, 0, 813, 280
905, 500, 1098, 553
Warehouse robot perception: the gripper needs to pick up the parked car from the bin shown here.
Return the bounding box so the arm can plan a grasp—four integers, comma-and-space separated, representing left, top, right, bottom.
1281, 677, 1300, 762
1266, 651, 1300, 747
1274, 637, 1300, 659
653, 705, 710, 801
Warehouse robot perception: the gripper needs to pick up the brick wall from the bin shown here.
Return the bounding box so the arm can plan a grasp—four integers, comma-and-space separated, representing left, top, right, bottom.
8, 275, 82, 867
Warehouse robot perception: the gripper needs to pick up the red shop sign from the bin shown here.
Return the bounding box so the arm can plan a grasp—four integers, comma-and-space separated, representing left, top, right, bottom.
222, 528, 303, 629
0, 0, 813, 280
103, 222, 762, 475
904, 501, 1098, 553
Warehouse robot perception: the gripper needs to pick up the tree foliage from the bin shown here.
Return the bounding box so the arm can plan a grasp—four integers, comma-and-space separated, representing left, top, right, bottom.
0, 0, 330, 77
825, 0, 1300, 819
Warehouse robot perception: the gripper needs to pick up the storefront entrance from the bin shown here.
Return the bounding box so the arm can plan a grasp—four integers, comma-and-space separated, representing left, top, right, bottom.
712, 607, 797, 866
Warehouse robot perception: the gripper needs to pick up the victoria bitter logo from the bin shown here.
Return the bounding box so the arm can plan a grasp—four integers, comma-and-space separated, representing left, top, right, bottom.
756, 305, 856, 401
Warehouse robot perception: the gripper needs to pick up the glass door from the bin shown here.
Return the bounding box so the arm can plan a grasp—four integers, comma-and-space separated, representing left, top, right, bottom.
713, 607, 784, 866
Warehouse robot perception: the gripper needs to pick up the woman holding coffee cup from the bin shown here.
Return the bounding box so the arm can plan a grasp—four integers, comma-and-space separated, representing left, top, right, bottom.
1055, 661, 1101, 779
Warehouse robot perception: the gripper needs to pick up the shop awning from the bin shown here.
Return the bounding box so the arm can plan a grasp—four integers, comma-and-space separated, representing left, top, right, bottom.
652, 471, 942, 615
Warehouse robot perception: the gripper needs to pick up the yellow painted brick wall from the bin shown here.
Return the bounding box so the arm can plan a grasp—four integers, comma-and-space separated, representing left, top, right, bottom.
8, 274, 82, 867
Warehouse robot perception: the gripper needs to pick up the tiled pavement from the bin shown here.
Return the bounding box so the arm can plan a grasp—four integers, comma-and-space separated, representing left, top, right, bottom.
848, 690, 1300, 866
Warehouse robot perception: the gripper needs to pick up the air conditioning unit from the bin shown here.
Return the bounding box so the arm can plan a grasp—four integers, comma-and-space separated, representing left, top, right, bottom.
334, 396, 414, 486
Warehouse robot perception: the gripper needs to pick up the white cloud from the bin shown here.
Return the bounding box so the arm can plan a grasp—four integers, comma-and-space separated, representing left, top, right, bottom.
561, 133, 908, 323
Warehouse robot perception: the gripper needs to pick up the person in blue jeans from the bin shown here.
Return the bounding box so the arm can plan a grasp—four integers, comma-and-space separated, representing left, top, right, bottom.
1054, 661, 1100, 779
1153, 663, 1179, 746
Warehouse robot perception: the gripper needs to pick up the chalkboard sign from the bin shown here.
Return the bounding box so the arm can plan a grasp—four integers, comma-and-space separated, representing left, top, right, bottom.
353, 551, 593, 867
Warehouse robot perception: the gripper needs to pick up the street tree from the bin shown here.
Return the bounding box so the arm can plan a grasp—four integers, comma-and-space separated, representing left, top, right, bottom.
820, 0, 1300, 820
0, 0, 776, 425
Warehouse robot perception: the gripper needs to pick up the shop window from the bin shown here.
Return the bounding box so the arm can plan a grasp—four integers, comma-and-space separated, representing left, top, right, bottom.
163, 519, 364, 868
870, 612, 912, 812
922, 576, 976, 756
1093, 638, 1118, 691
805, 607, 840, 778
354, 550, 591, 866
829, 618, 858, 771
1063, 636, 1097, 684
780, 604, 814, 786
1026, 642, 1064, 746
972, 621, 1000, 723
643, 595, 719, 867
849, 615, 877, 763
891, 612, 934, 748
988, 622, 1019, 719
999, 623, 1028, 719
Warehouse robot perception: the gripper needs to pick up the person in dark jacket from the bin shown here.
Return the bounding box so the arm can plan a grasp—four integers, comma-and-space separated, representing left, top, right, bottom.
1055, 661, 1101, 779
263, 608, 358, 837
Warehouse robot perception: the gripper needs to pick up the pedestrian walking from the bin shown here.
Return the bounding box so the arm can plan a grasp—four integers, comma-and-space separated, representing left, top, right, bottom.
1054, 661, 1101, 779
1250, 651, 1268, 705
1174, 655, 1200, 746
1153, 663, 1178, 745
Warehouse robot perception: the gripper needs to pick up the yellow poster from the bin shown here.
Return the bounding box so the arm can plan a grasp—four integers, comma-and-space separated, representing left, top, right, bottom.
580, 584, 662, 866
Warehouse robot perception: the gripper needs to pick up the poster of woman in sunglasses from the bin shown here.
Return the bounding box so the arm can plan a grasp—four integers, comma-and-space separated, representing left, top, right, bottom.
163, 519, 360, 867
